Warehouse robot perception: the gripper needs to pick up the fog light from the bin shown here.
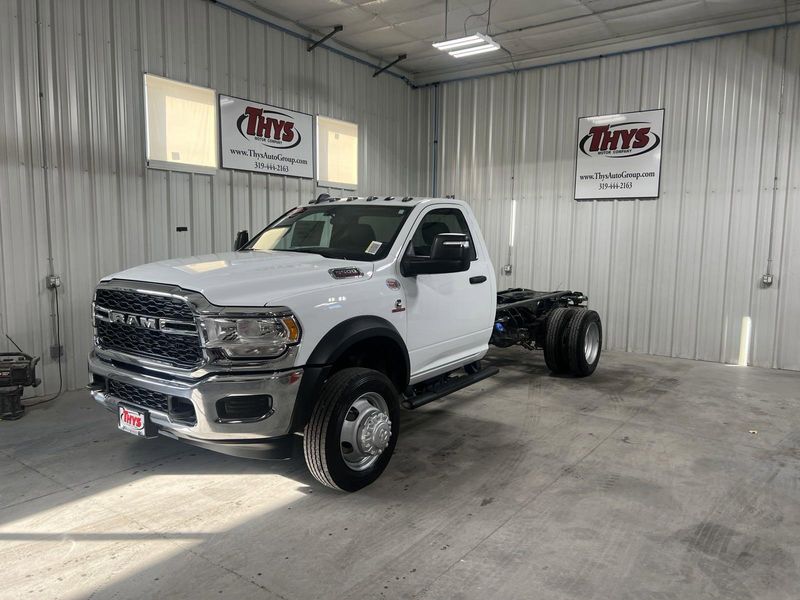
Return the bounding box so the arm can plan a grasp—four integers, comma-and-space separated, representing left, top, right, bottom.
216, 395, 273, 423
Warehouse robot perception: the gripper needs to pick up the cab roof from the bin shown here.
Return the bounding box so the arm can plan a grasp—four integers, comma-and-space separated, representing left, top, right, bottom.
307, 194, 464, 208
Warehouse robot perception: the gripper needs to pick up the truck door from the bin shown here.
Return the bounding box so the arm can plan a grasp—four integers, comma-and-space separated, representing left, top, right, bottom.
400, 206, 494, 381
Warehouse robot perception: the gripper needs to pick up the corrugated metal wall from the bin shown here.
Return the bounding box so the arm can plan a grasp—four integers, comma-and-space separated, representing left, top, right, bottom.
2, 0, 797, 398
0, 0, 432, 394
436, 25, 800, 371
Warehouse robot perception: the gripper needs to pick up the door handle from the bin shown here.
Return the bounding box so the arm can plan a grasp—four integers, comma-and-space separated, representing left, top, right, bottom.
469, 276, 487, 284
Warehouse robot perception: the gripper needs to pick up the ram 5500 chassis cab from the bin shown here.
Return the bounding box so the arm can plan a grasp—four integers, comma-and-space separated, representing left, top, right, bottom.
89, 196, 602, 491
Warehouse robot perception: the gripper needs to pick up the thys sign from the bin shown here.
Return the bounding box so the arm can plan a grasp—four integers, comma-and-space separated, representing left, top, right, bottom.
219, 94, 314, 178
574, 109, 664, 200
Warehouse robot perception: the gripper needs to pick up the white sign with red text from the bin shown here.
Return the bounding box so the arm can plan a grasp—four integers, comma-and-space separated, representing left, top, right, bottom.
574, 109, 664, 200
219, 94, 314, 178
119, 405, 146, 436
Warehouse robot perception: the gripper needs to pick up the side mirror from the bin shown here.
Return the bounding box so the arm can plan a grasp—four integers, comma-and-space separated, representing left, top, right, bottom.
401, 233, 471, 276
233, 230, 249, 251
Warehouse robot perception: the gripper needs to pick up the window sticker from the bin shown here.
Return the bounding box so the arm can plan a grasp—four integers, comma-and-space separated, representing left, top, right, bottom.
365, 241, 382, 255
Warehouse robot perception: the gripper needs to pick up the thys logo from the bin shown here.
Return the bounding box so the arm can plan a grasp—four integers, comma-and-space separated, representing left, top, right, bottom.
237, 107, 302, 149
579, 122, 660, 158
120, 407, 143, 429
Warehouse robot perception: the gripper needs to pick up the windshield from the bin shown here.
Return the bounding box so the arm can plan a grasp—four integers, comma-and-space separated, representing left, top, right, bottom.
247, 204, 413, 261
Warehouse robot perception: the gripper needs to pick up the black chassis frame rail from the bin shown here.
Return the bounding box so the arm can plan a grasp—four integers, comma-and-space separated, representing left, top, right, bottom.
402, 288, 589, 410
296, 294, 592, 418
491, 288, 588, 350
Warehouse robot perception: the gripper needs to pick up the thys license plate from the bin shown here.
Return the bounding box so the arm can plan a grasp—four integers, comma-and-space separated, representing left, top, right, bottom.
118, 404, 156, 437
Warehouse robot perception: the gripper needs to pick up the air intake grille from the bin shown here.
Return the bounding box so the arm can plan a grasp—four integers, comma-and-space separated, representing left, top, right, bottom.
107, 379, 197, 425
107, 379, 169, 413
94, 287, 203, 368
95, 288, 194, 320
96, 321, 203, 368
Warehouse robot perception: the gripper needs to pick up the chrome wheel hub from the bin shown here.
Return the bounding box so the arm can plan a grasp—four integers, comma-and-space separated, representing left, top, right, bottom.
359, 412, 392, 455
584, 321, 600, 364
340, 392, 392, 471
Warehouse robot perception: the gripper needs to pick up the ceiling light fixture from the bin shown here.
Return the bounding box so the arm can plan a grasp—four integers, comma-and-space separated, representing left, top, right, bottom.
449, 43, 500, 58
432, 34, 482, 50
433, 32, 500, 58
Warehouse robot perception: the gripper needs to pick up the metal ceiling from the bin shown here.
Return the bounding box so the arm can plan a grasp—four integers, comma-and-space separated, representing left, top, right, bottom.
243, 0, 800, 84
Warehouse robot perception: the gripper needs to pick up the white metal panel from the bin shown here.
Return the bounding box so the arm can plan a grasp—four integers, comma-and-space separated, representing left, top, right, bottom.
0, 0, 431, 393
770, 26, 800, 371
435, 25, 800, 370
0, 0, 59, 398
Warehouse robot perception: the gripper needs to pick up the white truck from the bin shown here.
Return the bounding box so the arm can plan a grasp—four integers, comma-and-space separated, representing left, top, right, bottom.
89, 196, 602, 491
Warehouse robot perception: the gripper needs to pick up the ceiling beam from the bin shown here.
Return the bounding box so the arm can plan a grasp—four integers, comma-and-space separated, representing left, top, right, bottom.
307, 25, 343, 52
374, 54, 408, 78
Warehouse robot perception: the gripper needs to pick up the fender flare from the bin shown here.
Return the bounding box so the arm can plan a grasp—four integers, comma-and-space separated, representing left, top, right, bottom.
290, 316, 410, 432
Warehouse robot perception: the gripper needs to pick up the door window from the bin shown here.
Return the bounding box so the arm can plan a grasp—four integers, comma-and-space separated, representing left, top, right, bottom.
408, 208, 477, 259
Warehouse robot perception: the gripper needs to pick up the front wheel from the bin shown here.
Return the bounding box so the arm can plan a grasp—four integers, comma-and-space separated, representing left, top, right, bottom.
303, 368, 399, 492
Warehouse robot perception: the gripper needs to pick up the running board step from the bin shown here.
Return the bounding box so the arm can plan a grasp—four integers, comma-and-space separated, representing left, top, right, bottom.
402, 366, 500, 409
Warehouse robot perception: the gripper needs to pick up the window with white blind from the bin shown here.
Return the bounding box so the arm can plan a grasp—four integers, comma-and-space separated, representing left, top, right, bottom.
144, 74, 217, 174
316, 116, 358, 189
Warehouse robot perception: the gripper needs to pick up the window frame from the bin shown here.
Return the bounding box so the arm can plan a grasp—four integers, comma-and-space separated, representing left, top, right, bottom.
244, 204, 414, 262
405, 207, 479, 261
143, 73, 219, 176
316, 115, 359, 190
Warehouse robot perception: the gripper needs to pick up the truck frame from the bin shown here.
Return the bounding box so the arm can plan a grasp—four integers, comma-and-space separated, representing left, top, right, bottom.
402, 288, 600, 409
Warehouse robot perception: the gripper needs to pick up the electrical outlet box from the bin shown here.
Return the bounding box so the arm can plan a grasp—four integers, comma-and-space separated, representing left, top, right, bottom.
761, 273, 774, 287
50, 344, 63, 359
502, 264, 513, 275
46, 275, 62, 289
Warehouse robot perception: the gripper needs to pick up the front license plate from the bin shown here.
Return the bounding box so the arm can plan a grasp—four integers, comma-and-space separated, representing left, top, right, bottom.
118, 404, 153, 437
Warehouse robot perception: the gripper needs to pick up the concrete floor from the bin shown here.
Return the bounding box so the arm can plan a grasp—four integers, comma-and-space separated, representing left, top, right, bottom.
1, 349, 800, 600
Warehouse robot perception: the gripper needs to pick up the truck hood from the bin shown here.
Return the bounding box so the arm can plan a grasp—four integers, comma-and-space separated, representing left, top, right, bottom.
104, 251, 372, 306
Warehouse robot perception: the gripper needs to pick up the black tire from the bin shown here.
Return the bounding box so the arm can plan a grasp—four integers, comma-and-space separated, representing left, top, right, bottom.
303, 367, 399, 492
566, 309, 602, 377
543, 307, 573, 374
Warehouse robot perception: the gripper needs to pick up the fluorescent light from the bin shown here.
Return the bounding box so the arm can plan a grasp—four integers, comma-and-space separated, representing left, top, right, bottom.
432, 34, 482, 50
433, 32, 499, 57
449, 44, 499, 57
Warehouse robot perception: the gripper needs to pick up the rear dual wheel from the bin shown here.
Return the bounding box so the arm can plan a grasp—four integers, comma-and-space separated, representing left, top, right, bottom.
543, 307, 573, 373
543, 307, 602, 377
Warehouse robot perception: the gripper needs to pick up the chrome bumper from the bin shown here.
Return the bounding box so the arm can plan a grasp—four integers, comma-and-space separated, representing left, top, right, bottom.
88, 350, 303, 459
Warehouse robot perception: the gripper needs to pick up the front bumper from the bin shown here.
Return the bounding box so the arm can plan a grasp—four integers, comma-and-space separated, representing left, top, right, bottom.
88, 350, 303, 459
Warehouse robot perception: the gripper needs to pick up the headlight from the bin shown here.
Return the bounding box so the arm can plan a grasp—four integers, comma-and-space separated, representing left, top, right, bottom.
199, 311, 301, 359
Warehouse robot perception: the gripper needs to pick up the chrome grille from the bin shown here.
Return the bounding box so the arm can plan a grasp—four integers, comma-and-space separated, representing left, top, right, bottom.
95, 321, 203, 367
94, 287, 203, 368
95, 288, 194, 320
